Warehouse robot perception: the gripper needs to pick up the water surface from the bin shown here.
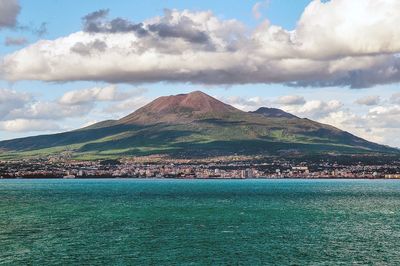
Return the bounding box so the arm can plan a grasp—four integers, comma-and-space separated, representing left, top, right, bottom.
1, 179, 400, 265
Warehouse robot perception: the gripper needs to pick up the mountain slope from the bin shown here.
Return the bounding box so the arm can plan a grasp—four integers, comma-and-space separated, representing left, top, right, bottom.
0, 91, 397, 159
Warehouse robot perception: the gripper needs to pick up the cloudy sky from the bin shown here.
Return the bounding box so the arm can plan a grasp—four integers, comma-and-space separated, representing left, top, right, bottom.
0, 0, 399, 147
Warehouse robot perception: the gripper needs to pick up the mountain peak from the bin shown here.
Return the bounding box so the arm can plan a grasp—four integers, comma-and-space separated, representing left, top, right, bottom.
119, 91, 240, 124
252, 107, 298, 119
187, 90, 208, 96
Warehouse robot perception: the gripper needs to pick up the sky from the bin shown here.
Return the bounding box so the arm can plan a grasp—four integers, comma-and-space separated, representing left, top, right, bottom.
0, 0, 399, 147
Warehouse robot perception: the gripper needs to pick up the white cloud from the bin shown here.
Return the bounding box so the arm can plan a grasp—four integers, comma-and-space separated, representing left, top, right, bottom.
58, 85, 145, 105
2, 1, 400, 88
0, 88, 31, 119
5, 87, 148, 121
0, 119, 59, 132
295, 0, 400, 59
390, 93, 400, 104
355, 95, 380, 106
319, 105, 400, 147
219, 95, 343, 119
8, 101, 94, 120
275, 95, 305, 105
104, 96, 150, 114
0, 86, 148, 132
283, 99, 343, 119
217, 95, 271, 111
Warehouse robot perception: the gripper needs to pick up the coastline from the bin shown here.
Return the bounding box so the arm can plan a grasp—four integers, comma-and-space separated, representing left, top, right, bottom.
1, 176, 398, 180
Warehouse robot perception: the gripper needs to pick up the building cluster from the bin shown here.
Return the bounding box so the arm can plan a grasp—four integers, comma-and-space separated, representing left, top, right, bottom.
0, 157, 399, 179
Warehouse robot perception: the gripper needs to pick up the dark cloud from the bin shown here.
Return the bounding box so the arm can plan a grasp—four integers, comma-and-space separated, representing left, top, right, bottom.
0, 0, 20, 29
147, 22, 209, 44
82, 9, 109, 33
83, 9, 109, 22
82, 9, 147, 36
147, 10, 210, 44
70, 39, 107, 56
286, 57, 400, 89
4, 36, 28, 46
81, 9, 210, 45
109, 19, 147, 35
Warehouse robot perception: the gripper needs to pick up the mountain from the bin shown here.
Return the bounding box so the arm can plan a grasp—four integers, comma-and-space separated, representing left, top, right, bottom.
251, 107, 298, 119
119, 91, 240, 124
0, 91, 397, 160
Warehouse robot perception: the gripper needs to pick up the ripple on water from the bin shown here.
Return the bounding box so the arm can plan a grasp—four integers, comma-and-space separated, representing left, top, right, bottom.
0, 179, 400, 265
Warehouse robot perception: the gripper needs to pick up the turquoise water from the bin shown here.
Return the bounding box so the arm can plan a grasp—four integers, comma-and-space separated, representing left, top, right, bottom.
1, 179, 400, 265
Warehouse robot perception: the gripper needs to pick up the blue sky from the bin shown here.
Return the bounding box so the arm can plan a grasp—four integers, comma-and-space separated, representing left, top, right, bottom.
0, 0, 399, 147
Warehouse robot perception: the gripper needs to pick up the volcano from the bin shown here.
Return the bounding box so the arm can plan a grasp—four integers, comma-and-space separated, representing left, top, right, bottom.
0, 91, 397, 159
119, 91, 240, 124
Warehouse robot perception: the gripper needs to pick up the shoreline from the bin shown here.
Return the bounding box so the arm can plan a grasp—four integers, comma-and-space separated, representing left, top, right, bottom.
1, 177, 398, 180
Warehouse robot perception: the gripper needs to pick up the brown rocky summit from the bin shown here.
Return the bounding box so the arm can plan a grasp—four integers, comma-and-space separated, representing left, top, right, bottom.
119, 91, 240, 124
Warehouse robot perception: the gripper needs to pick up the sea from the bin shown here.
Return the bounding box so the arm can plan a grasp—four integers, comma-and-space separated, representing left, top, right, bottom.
1, 179, 400, 265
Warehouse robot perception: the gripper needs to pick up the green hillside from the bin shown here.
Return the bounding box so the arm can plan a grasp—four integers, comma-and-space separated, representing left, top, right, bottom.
0, 91, 397, 160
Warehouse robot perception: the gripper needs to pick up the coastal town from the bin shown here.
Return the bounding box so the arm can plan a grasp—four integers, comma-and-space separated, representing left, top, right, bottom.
1, 155, 399, 179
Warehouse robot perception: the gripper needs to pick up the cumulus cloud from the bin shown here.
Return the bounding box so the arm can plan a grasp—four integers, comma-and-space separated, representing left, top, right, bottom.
0, 0, 20, 29
60, 85, 122, 105
320, 104, 400, 147
275, 95, 306, 105
8, 101, 94, 120
9, 86, 147, 121
355, 95, 380, 106
0, 88, 31, 119
217, 95, 271, 111
295, 0, 400, 59
219, 95, 343, 118
281, 100, 344, 119
0, 119, 59, 132
3, 1, 400, 88
390, 93, 400, 104
59, 86, 146, 105
104, 96, 150, 113
0, 86, 147, 132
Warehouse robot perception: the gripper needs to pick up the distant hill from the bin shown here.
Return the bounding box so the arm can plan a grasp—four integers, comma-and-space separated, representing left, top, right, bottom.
0, 91, 397, 160
251, 107, 299, 119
